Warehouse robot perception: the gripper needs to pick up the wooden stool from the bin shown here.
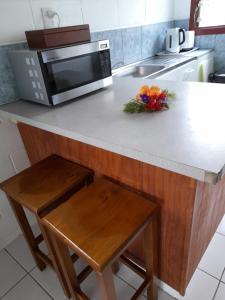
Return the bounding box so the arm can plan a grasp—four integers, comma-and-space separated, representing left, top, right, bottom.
42, 178, 159, 300
0, 154, 94, 299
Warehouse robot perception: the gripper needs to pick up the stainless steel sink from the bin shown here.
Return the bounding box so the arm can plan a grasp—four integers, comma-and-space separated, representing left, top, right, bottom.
113, 55, 195, 79
114, 64, 166, 78
134, 65, 165, 77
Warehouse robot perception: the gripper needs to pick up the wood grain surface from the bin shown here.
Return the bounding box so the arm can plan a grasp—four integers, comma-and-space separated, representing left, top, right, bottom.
0, 154, 93, 214
17, 123, 225, 295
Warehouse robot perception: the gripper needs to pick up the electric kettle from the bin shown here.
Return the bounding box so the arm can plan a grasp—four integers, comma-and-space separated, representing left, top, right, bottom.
166, 28, 186, 53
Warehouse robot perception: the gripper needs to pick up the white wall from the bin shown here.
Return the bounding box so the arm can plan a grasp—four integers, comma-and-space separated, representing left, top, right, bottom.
0, 120, 35, 250
174, 0, 191, 20
0, 0, 175, 45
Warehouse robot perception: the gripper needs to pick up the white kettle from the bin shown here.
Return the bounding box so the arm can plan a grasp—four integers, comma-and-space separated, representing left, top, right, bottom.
166, 28, 186, 53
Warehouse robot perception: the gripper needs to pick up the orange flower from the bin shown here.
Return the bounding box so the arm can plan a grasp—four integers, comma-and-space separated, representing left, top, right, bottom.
148, 86, 161, 97
139, 85, 150, 96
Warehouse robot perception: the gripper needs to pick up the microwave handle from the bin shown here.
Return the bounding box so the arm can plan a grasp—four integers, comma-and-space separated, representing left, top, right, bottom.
179, 29, 186, 46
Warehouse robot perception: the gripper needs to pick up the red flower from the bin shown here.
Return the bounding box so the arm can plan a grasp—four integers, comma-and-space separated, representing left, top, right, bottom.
159, 92, 167, 100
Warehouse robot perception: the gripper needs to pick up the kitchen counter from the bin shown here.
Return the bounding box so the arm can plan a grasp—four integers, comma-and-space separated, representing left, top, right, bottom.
2, 77, 225, 297
0, 77, 225, 184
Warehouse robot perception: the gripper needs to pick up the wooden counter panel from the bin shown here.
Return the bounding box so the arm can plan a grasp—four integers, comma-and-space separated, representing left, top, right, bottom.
18, 123, 218, 295
186, 176, 225, 287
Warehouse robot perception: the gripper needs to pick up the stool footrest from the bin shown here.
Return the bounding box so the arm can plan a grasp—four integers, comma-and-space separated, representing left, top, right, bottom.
120, 254, 146, 279
78, 266, 92, 283
35, 249, 52, 268
75, 289, 89, 300
131, 279, 151, 300
71, 253, 79, 263
35, 234, 44, 245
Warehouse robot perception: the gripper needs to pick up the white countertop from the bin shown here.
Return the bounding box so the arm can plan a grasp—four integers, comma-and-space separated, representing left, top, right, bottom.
0, 77, 225, 184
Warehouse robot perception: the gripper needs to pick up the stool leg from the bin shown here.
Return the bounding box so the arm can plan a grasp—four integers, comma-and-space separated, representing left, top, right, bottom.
8, 196, 46, 271
38, 221, 71, 299
50, 232, 86, 300
144, 216, 158, 300
112, 261, 120, 274
96, 266, 117, 300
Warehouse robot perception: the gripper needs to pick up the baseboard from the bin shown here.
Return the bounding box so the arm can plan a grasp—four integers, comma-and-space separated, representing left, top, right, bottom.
158, 279, 181, 299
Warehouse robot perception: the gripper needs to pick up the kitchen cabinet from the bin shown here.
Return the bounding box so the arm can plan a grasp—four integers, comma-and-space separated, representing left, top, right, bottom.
196, 51, 214, 82
156, 51, 214, 83
156, 60, 198, 82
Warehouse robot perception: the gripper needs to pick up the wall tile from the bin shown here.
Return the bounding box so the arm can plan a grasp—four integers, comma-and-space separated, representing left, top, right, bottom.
174, 19, 189, 30
82, 0, 119, 32
0, 43, 27, 105
199, 35, 216, 49
0, 0, 34, 45
122, 27, 142, 65
146, 0, 174, 24
215, 34, 225, 52
195, 35, 201, 48
214, 50, 225, 70
142, 21, 172, 59
91, 29, 124, 69
142, 24, 159, 59
30, 0, 83, 29
118, 0, 146, 27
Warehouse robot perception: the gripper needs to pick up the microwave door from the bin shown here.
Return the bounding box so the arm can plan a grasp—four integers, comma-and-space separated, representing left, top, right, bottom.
42, 49, 112, 105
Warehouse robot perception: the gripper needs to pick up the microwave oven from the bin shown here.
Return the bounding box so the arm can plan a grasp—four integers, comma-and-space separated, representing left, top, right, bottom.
10, 40, 112, 106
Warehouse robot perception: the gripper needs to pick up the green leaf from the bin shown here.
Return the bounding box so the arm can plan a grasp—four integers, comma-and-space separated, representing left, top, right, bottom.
124, 100, 145, 113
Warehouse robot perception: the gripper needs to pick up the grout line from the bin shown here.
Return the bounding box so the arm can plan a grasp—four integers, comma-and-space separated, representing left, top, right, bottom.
4, 249, 53, 299
197, 267, 221, 281
219, 268, 225, 284
212, 280, 221, 300
216, 231, 225, 238
28, 265, 37, 274
0, 273, 28, 300
4, 249, 30, 274
28, 273, 54, 300
115, 273, 138, 291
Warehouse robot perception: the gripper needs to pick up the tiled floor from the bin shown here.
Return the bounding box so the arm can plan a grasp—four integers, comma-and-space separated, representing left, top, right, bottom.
1, 216, 225, 300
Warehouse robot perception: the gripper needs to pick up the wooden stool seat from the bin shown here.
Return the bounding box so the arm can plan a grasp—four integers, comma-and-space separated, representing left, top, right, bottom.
1, 155, 93, 216
42, 178, 159, 300
0, 155, 94, 299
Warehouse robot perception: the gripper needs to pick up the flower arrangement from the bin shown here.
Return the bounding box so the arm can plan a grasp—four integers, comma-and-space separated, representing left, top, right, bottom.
124, 85, 175, 113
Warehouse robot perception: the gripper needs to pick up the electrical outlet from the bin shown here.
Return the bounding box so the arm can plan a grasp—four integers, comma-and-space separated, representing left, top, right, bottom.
41, 7, 56, 29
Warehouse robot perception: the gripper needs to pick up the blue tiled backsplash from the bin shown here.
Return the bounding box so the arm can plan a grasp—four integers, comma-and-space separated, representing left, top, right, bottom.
1, 20, 224, 106
0, 21, 173, 105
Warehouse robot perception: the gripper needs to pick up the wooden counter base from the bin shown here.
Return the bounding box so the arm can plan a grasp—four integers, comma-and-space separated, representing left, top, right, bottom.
18, 123, 225, 295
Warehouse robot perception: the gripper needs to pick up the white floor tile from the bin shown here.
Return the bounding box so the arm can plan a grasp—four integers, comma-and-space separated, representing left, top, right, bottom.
81, 272, 137, 300
1, 275, 52, 300
116, 263, 144, 289
6, 233, 48, 272
214, 282, 225, 300
221, 270, 225, 283
6, 234, 36, 272
178, 269, 218, 300
217, 215, 225, 236
74, 257, 88, 274
30, 266, 65, 300
198, 233, 225, 279
116, 263, 174, 299
158, 289, 176, 300
0, 250, 26, 298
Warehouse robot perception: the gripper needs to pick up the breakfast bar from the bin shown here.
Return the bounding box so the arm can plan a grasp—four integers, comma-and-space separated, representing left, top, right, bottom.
1, 78, 225, 297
